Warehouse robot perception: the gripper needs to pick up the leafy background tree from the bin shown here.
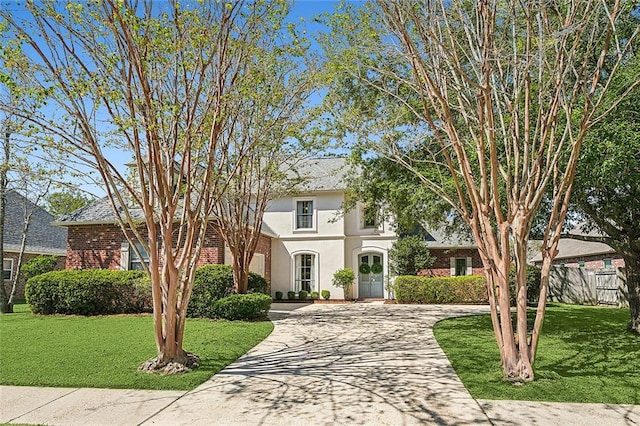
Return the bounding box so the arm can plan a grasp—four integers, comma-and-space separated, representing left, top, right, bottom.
45, 189, 94, 219
570, 55, 640, 333
388, 235, 435, 276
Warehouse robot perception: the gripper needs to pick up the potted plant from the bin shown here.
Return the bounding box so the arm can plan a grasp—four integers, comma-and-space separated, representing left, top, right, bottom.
332, 267, 355, 300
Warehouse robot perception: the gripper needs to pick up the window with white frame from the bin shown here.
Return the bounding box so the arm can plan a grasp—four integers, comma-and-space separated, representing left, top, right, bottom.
129, 242, 150, 271
450, 257, 472, 276
295, 253, 315, 293
295, 200, 314, 230
360, 203, 380, 230
603, 258, 612, 268
3, 258, 13, 280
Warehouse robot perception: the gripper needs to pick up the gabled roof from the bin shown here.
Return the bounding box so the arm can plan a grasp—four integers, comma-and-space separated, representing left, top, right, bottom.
3, 190, 67, 255
421, 227, 477, 249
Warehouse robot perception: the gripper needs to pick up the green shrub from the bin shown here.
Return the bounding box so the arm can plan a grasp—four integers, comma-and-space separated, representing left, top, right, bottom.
247, 272, 268, 294
332, 268, 355, 299
298, 290, 308, 300
25, 270, 148, 315
212, 293, 272, 321
187, 265, 269, 318
287, 291, 296, 300
275, 291, 283, 300
310, 291, 319, 300
20, 255, 60, 281
509, 264, 542, 305
321, 289, 330, 300
393, 275, 487, 304
389, 236, 435, 276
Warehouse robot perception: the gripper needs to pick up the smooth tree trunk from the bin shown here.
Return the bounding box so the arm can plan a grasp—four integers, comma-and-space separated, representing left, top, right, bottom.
0, 130, 10, 314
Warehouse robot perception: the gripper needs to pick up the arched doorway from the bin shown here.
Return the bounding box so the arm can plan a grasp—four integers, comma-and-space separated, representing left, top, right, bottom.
358, 252, 384, 298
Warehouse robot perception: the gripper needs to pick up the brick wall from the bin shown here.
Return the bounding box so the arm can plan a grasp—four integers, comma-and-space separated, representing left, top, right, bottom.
2, 252, 65, 300
419, 248, 484, 277
254, 234, 272, 284
550, 255, 625, 269
66, 224, 124, 270
64, 223, 273, 284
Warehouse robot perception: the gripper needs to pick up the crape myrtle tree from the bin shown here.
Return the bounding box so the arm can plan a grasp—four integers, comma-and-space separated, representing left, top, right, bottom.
213, 20, 322, 294
570, 56, 640, 333
0, 0, 304, 371
322, 0, 640, 381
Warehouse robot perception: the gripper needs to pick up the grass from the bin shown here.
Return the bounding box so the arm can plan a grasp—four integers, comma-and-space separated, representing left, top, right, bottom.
433, 303, 640, 404
0, 304, 273, 390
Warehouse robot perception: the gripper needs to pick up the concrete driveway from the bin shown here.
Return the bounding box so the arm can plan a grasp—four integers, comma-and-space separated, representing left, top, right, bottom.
3, 302, 638, 425
146, 303, 492, 425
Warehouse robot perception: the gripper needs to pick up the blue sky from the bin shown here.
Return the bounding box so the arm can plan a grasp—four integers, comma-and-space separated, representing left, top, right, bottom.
4, 0, 358, 198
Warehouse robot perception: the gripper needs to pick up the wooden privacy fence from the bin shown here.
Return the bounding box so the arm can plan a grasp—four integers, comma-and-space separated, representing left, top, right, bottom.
547, 266, 628, 307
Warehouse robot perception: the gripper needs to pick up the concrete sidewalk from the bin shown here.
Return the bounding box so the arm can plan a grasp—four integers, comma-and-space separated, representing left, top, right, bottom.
1, 303, 639, 425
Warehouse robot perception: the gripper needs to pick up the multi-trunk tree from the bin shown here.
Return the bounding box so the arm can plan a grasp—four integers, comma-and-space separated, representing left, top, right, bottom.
323, 0, 640, 381
0, 0, 308, 370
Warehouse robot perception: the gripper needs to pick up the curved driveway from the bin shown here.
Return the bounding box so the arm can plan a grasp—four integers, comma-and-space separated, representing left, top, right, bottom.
147, 303, 492, 425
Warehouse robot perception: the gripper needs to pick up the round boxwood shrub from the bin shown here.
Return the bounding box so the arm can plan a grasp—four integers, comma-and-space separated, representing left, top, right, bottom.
321, 289, 330, 300
212, 293, 272, 321
287, 291, 296, 300
298, 290, 308, 300
275, 291, 283, 300
20, 255, 60, 281
187, 264, 269, 318
25, 270, 148, 315
310, 291, 319, 300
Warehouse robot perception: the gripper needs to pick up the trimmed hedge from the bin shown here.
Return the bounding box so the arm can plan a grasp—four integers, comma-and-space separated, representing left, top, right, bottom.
212, 293, 272, 321
20, 255, 60, 281
25, 270, 150, 315
393, 275, 487, 304
187, 264, 269, 319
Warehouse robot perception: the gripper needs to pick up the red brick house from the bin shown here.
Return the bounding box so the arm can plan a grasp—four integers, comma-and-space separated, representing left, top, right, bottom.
56, 197, 273, 283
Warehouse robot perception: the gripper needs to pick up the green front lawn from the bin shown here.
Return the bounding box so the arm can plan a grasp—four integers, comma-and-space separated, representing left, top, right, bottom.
434, 304, 640, 404
0, 304, 273, 390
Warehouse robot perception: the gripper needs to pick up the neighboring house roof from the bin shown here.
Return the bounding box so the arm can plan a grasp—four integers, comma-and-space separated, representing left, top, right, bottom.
288, 157, 350, 193
3, 190, 67, 256
530, 238, 616, 263
421, 227, 477, 249
530, 223, 617, 263
56, 196, 279, 238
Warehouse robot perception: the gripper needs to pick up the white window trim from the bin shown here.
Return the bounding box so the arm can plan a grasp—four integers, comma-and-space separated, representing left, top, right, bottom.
450, 257, 473, 276
292, 197, 317, 233
120, 241, 150, 271
357, 202, 383, 232
3, 258, 14, 281
291, 250, 319, 293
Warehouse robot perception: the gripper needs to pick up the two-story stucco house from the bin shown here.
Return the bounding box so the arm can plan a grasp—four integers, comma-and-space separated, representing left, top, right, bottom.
57, 157, 481, 300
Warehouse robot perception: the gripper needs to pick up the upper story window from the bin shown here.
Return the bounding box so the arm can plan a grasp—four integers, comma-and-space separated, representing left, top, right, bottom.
3, 259, 13, 280
603, 258, 612, 268
358, 202, 382, 231
295, 199, 314, 230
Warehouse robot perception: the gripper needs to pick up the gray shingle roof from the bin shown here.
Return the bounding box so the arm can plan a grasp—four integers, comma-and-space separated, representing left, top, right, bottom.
56, 195, 280, 237
56, 197, 143, 225
3, 190, 67, 255
530, 238, 616, 263
421, 227, 477, 249
288, 157, 350, 193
